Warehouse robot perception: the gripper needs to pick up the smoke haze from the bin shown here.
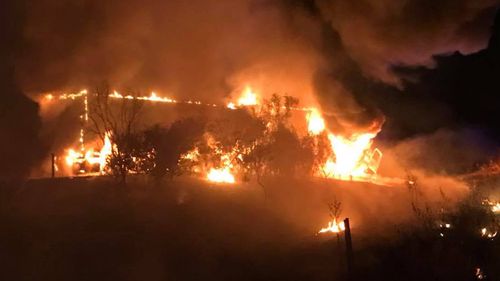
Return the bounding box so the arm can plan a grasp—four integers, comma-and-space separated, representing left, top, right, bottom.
18, 0, 498, 112
1, 0, 499, 177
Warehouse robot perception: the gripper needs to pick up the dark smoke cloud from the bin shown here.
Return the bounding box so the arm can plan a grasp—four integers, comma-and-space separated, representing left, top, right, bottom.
18, 0, 320, 102
15, 0, 500, 141
314, 0, 500, 85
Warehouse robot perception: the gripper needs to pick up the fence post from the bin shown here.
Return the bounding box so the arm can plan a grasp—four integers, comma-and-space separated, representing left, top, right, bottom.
344, 218, 353, 280
51, 153, 56, 178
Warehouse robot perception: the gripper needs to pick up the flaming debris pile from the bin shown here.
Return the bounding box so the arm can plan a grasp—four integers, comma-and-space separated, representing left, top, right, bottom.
42, 86, 384, 183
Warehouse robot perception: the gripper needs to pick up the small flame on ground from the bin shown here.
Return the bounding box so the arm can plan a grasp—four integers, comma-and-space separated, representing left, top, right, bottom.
475, 267, 485, 280
318, 218, 346, 234
227, 102, 236, 110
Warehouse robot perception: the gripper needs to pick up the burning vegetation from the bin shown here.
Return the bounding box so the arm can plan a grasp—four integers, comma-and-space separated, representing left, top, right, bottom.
42, 85, 385, 186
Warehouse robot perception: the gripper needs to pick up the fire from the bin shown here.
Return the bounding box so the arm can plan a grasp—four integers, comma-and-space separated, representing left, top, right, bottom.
57, 89, 88, 100
318, 218, 345, 233
226, 86, 259, 109
323, 133, 377, 179
306, 108, 326, 135
237, 86, 258, 106
98, 132, 113, 172
205, 147, 238, 184
137, 92, 176, 103
47, 87, 386, 182
110, 91, 177, 103
305, 106, 382, 181
481, 199, 500, 214
65, 149, 80, 166
227, 102, 236, 110
179, 134, 246, 184
65, 132, 113, 174
207, 167, 235, 183
491, 203, 500, 213
481, 227, 497, 239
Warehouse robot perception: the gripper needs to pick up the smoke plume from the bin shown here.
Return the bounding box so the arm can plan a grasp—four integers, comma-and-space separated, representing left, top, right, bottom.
14, 0, 500, 150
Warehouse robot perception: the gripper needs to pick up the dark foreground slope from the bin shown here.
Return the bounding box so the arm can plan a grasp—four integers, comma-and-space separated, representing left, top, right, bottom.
0, 176, 476, 281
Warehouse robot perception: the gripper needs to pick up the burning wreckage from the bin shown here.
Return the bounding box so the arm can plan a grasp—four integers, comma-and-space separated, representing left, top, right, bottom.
42, 87, 386, 184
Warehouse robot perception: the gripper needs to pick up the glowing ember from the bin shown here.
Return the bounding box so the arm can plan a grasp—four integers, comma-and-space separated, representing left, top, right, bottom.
491, 203, 500, 213
110, 91, 123, 99
207, 167, 235, 183
440, 223, 452, 229
227, 102, 236, 110
306, 108, 325, 135
237, 86, 258, 106
475, 267, 485, 280
318, 218, 345, 233
481, 227, 497, 238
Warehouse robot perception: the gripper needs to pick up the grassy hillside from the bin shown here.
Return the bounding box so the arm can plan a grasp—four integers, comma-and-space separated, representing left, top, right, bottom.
1, 176, 485, 281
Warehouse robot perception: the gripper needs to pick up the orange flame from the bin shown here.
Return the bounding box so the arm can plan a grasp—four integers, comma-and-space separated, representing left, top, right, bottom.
306, 108, 326, 135
205, 146, 238, 184
318, 218, 345, 233
491, 202, 500, 214
207, 167, 236, 183
237, 86, 258, 106
65, 132, 113, 174
323, 133, 376, 179
305, 108, 382, 181
226, 86, 259, 109
98, 132, 113, 172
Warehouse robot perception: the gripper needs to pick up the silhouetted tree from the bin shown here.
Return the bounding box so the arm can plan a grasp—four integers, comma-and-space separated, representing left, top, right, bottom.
145, 118, 205, 181
241, 94, 309, 197
88, 84, 144, 184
